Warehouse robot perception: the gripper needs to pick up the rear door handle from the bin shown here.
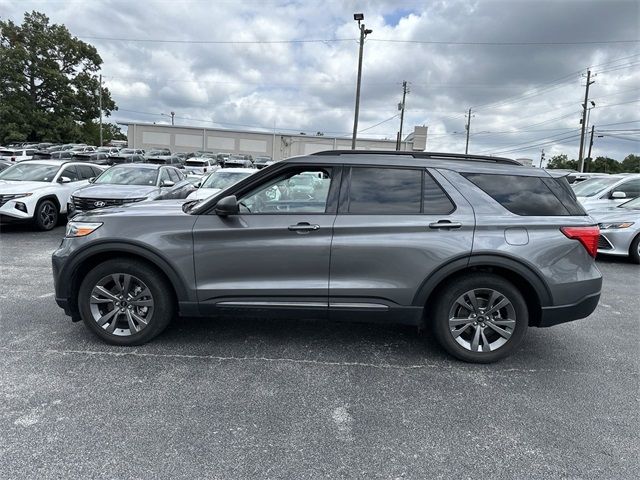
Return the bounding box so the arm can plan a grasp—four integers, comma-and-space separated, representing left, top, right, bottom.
429, 220, 462, 229
288, 222, 320, 233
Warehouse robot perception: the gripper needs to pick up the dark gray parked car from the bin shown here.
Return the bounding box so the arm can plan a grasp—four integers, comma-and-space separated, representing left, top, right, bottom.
67, 163, 195, 216
52, 151, 602, 363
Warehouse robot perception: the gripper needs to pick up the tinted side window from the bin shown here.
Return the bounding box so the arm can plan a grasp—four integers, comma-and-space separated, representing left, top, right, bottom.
615, 179, 640, 197
167, 168, 180, 182
348, 167, 422, 214
61, 165, 80, 181
464, 173, 572, 216
542, 177, 586, 215
159, 169, 171, 184
424, 172, 455, 214
77, 165, 95, 179
91, 166, 103, 177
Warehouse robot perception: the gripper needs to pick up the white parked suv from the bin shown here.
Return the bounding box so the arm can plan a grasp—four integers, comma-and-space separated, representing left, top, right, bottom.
0, 160, 105, 230
573, 174, 640, 210
0, 148, 37, 162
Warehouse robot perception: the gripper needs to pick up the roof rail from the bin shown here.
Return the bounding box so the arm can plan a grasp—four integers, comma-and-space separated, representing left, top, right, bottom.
310, 150, 521, 165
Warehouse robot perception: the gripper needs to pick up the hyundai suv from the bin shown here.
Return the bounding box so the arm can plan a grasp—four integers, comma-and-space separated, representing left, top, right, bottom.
52, 151, 602, 363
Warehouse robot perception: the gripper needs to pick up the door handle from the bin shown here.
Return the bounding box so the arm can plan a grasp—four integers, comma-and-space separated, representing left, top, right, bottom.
288, 222, 320, 233
429, 220, 462, 229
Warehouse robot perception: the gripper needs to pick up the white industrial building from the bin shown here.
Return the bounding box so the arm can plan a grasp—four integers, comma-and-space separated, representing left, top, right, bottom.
125, 123, 428, 160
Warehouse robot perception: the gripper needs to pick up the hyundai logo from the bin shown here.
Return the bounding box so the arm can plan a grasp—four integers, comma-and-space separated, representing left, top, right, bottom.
94, 201, 106, 208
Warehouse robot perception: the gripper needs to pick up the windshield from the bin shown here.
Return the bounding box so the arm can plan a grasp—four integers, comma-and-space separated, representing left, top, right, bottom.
0, 163, 59, 182
96, 147, 112, 152
620, 197, 640, 210
202, 171, 252, 190
94, 166, 158, 186
572, 177, 620, 197
118, 149, 135, 155
185, 160, 205, 166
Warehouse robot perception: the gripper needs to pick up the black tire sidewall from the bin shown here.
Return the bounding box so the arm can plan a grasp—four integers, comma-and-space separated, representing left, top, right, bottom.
78, 259, 175, 346
34, 199, 58, 231
432, 273, 529, 363
629, 235, 640, 264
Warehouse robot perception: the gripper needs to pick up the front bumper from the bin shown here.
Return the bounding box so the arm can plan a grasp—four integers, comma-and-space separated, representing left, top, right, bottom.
597, 229, 636, 257
0, 197, 35, 220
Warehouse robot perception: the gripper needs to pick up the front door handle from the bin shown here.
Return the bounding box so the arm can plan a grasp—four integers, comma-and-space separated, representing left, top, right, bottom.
429, 220, 462, 229
288, 222, 320, 233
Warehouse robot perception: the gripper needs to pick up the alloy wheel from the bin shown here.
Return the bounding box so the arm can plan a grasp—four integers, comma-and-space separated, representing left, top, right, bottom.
89, 273, 155, 336
40, 203, 57, 228
448, 288, 517, 353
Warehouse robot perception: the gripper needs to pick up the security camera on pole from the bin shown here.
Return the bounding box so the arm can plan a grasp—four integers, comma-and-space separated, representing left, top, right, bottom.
351, 13, 372, 150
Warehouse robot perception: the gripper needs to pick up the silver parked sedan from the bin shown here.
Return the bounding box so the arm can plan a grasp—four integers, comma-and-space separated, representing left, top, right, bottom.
590, 197, 640, 263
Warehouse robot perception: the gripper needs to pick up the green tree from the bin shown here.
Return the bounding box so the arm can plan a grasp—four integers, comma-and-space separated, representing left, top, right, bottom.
0, 11, 116, 144
79, 122, 127, 146
621, 154, 640, 173
546, 154, 578, 170
589, 156, 622, 174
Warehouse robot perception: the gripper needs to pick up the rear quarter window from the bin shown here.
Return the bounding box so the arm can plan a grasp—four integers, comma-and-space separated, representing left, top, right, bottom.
463, 173, 580, 216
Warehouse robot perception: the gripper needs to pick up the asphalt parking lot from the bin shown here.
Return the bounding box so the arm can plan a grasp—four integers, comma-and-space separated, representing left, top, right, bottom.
0, 225, 638, 479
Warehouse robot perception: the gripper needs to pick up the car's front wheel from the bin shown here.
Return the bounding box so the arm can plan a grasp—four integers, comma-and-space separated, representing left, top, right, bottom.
78, 259, 175, 345
34, 199, 59, 231
432, 273, 528, 363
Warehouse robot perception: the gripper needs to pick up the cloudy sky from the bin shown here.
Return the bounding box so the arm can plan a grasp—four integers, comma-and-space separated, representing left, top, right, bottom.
2, 0, 639, 162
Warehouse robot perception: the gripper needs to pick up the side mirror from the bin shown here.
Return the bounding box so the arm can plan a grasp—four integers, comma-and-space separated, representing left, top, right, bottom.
611, 191, 626, 199
214, 195, 239, 216
88, 177, 95, 183
161, 180, 175, 187
58, 176, 71, 183
195, 181, 202, 188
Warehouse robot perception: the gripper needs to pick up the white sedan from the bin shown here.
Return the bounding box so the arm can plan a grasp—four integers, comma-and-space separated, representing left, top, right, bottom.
0, 160, 105, 230
187, 168, 257, 201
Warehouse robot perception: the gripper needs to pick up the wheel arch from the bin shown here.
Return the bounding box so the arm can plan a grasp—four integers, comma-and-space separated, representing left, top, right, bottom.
413, 254, 552, 327
62, 241, 192, 318
36, 194, 61, 212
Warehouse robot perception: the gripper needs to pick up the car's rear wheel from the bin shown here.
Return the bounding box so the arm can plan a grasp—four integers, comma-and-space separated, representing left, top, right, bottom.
78, 259, 175, 345
432, 273, 528, 363
34, 199, 58, 231
629, 234, 640, 264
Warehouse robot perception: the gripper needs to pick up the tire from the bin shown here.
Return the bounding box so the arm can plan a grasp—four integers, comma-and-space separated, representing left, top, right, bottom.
431, 273, 529, 363
78, 259, 175, 346
34, 199, 59, 231
630, 234, 640, 264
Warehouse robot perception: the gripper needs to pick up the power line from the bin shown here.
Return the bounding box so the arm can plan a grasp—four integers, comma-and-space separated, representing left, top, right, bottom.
368, 38, 640, 46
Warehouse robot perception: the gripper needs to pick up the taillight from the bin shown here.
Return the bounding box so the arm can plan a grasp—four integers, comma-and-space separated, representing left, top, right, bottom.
11, 156, 15, 161
204, 167, 207, 172
561, 226, 600, 258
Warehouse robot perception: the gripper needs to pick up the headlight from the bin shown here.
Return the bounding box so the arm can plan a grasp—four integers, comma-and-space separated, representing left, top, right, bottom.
65, 221, 103, 238
599, 222, 634, 230
4, 193, 33, 200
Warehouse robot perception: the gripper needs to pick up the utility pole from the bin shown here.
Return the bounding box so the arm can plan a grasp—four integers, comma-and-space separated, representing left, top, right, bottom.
170, 111, 175, 126
578, 69, 595, 172
586, 125, 595, 171
396, 81, 409, 151
98, 74, 103, 146
539, 148, 545, 168
351, 13, 372, 149
464, 108, 472, 154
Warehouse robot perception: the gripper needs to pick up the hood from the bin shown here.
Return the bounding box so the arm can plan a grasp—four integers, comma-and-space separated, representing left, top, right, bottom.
186, 187, 222, 200
0, 180, 53, 193
73, 183, 159, 199
589, 208, 640, 224
74, 199, 189, 220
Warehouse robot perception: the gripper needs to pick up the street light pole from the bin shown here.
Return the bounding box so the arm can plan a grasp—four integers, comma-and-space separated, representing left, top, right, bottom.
351, 13, 372, 150
98, 74, 103, 146
170, 111, 175, 126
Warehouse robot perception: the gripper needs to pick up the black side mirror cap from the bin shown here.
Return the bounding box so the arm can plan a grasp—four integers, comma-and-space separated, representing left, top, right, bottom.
214, 195, 239, 216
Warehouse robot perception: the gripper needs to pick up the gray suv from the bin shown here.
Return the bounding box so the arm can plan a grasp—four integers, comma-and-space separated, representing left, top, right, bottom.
52, 151, 602, 363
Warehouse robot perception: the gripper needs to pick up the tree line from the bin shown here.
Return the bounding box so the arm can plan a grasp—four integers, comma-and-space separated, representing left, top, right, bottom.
546, 154, 640, 173
0, 11, 124, 145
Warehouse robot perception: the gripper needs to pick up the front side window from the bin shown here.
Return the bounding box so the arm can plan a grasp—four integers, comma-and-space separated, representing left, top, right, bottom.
614, 179, 640, 198
348, 167, 422, 214
61, 165, 80, 181
239, 168, 332, 214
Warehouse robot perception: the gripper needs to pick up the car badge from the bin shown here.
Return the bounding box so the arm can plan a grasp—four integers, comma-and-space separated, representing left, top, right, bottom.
94, 201, 106, 208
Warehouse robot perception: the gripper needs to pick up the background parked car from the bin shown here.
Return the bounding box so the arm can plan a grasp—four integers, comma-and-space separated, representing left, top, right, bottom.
590, 196, 640, 263
0, 159, 104, 230
0, 148, 37, 162
186, 167, 257, 200
145, 148, 171, 158
574, 174, 640, 210
253, 156, 273, 169
144, 154, 185, 168
183, 156, 220, 175
73, 152, 111, 166
69, 163, 195, 216
0, 159, 13, 172
224, 154, 254, 168
95, 146, 120, 155
108, 149, 145, 165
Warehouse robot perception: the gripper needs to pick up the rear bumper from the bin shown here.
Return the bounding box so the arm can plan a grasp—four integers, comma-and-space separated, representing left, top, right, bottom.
538, 291, 601, 327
